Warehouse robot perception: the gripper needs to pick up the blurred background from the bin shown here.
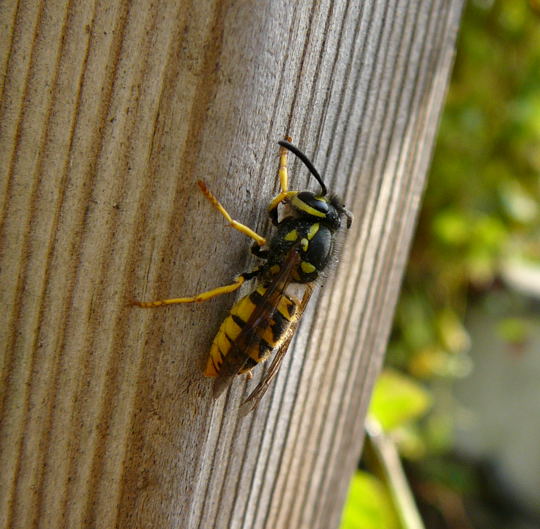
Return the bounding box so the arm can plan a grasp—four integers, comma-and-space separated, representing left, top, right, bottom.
342, 1, 540, 528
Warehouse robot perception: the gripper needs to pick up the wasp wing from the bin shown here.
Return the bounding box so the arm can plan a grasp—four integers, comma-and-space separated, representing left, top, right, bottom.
212, 246, 301, 398
238, 284, 313, 416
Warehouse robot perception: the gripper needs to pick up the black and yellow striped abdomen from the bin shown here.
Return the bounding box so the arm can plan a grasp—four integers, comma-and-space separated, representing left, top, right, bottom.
204, 286, 299, 377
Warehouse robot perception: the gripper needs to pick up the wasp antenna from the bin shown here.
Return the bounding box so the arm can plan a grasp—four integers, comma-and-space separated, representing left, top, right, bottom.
278, 140, 327, 196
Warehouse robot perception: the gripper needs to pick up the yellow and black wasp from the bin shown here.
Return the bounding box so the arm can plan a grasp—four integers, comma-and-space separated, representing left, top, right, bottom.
133, 137, 352, 414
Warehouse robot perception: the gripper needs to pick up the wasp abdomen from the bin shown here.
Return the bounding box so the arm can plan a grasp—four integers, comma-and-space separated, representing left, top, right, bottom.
204, 286, 299, 377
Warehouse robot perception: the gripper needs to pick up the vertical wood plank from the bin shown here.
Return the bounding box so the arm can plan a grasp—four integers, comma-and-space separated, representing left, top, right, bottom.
0, 1, 464, 527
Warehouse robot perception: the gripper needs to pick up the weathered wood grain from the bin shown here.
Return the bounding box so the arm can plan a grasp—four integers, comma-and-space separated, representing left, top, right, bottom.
0, 1, 464, 528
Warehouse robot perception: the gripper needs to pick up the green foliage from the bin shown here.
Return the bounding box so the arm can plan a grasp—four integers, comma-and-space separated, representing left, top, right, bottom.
341, 471, 400, 529
383, 0, 540, 473
368, 369, 432, 432
368, 369, 433, 461
389, 0, 540, 386
343, 371, 432, 529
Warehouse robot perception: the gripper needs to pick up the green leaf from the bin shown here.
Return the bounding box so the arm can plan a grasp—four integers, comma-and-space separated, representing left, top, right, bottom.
368, 369, 432, 431
432, 210, 470, 246
340, 471, 399, 529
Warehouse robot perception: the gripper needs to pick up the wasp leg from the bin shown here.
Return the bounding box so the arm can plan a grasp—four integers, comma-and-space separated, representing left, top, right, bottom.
133, 269, 259, 308
278, 135, 292, 192
197, 180, 266, 246
251, 242, 268, 259
268, 136, 296, 225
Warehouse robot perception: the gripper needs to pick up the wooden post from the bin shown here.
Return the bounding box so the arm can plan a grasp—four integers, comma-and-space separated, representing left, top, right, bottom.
0, 1, 464, 527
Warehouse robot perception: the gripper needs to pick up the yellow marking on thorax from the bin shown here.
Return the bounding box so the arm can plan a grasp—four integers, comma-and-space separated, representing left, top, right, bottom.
301, 261, 316, 274
307, 223, 320, 239
284, 229, 299, 241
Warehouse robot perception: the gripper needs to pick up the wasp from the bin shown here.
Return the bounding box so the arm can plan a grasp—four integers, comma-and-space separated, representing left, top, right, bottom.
133, 137, 352, 414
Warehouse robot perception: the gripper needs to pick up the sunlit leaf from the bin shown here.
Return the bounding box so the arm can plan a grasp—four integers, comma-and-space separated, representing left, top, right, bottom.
340, 471, 399, 529
432, 210, 470, 246
368, 369, 432, 431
